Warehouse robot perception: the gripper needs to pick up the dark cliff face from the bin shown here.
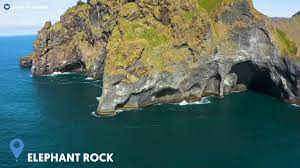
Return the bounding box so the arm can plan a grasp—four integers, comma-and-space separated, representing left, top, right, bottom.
31, 2, 116, 79
293, 11, 300, 17
22, 0, 300, 116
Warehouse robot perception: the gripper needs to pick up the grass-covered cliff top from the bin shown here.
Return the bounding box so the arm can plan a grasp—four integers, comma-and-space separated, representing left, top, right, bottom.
88, 0, 243, 15
272, 14, 300, 57
33, 0, 300, 79
198, 0, 236, 13
275, 29, 298, 56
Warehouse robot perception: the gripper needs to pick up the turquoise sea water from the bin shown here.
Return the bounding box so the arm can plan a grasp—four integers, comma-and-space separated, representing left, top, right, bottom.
1, 36, 300, 168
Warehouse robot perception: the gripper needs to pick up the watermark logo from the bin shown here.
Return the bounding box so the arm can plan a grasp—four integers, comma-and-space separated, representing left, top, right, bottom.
8, 139, 114, 163
3, 3, 10, 10
2, 3, 48, 11
9, 139, 24, 162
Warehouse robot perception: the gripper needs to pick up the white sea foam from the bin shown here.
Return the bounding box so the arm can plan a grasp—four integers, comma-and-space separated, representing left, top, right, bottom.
91, 111, 117, 118
179, 97, 211, 106
91, 111, 101, 118
48, 72, 71, 76
116, 109, 124, 113
292, 104, 300, 108
178, 100, 189, 106
85, 77, 94, 80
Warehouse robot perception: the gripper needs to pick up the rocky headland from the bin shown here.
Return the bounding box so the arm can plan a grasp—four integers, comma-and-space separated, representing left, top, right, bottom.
293, 11, 300, 18
21, 0, 300, 116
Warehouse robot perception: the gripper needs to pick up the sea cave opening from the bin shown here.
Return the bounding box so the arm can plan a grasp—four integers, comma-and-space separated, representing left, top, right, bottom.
230, 61, 284, 99
61, 60, 86, 72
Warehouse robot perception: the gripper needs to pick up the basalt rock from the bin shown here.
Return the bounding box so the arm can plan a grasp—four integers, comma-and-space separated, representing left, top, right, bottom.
29, 2, 117, 79
19, 54, 33, 68
23, 0, 300, 116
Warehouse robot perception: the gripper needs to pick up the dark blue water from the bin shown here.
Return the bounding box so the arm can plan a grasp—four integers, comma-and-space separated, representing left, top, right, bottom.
1, 36, 300, 168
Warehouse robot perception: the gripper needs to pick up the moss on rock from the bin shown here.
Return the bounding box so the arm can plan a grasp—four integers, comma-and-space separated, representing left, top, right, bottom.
276, 29, 298, 56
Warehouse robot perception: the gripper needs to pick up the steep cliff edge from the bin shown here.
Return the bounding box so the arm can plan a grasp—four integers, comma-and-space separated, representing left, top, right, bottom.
271, 13, 300, 58
22, 0, 300, 116
293, 11, 300, 17
28, 1, 117, 78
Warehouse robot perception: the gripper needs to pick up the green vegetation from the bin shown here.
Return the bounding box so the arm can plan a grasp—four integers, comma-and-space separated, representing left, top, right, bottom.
276, 29, 298, 56
119, 19, 171, 48
184, 11, 198, 21
197, 0, 235, 13
106, 15, 191, 76
109, 19, 172, 70
89, 0, 107, 5
141, 28, 169, 47
50, 22, 64, 32
67, 2, 90, 19
23, 52, 37, 61
119, 2, 139, 17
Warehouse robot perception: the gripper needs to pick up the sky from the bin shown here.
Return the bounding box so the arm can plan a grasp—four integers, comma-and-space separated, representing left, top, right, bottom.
253, 0, 300, 18
0, 0, 79, 35
0, 0, 299, 35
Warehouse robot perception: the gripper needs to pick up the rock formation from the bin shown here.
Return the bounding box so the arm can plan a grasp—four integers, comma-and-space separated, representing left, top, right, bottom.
19, 54, 33, 68
21, 0, 300, 116
271, 13, 300, 57
293, 11, 300, 17
29, 2, 116, 79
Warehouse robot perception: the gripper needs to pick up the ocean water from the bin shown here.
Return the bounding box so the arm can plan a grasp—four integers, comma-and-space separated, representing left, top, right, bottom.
1, 36, 300, 168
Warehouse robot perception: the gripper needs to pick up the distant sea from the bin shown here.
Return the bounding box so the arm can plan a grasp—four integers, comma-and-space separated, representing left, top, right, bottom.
1, 36, 300, 168
0, 27, 41, 37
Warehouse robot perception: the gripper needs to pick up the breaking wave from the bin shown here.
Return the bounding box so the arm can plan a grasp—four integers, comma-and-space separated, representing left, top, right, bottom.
179, 97, 211, 106
85, 77, 94, 80
47, 72, 72, 76
91, 111, 101, 118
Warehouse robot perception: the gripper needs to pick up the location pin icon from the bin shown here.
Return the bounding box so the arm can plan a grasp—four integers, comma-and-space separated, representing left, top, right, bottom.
9, 139, 24, 161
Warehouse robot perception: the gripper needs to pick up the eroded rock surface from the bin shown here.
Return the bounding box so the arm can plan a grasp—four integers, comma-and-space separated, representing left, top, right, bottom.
22, 0, 300, 116
30, 2, 117, 78
19, 54, 33, 68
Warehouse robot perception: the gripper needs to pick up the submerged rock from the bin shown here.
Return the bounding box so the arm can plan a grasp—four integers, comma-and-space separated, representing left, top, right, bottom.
23, 0, 300, 116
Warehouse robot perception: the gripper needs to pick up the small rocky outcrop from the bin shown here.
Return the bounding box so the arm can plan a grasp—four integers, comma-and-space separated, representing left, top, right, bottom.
22, 0, 300, 116
19, 54, 33, 68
